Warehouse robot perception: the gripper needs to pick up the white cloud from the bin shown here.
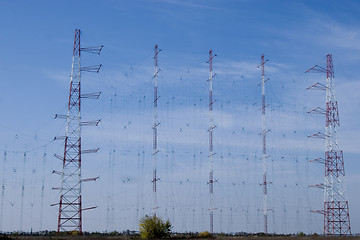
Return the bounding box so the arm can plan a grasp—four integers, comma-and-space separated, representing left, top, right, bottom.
40, 69, 69, 86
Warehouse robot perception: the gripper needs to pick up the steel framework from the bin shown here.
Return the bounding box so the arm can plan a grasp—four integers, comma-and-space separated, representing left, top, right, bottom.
53, 29, 102, 234
152, 44, 161, 215
258, 55, 269, 234
207, 49, 217, 233
306, 54, 351, 235
0, 151, 6, 232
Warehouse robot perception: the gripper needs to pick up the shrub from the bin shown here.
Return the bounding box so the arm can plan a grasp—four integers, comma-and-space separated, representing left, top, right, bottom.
139, 215, 171, 239
198, 231, 212, 238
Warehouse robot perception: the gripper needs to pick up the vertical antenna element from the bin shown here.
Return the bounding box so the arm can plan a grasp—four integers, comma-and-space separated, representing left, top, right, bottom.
152, 44, 161, 215
0, 151, 6, 232
208, 49, 217, 234
39, 151, 46, 232
259, 55, 268, 234
306, 54, 351, 235
20, 152, 26, 232
54, 29, 102, 234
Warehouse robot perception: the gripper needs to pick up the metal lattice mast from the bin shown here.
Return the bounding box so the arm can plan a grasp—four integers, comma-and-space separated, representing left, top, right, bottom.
152, 44, 161, 215
0, 151, 6, 232
259, 55, 268, 234
306, 54, 351, 235
53, 29, 102, 234
208, 49, 217, 234
323, 55, 351, 235
20, 152, 26, 232
39, 151, 46, 231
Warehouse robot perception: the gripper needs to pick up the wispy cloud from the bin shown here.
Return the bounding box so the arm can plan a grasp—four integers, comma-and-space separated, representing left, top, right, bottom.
315, 20, 360, 51
40, 69, 70, 86
269, 6, 360, 54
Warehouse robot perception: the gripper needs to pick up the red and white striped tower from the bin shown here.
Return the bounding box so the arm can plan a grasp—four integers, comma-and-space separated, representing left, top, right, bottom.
306, 54, 351, 235
207, 50, 217, 234
259, 55, 269, 234
152, 44, 161, 215
53, 29, 102, 234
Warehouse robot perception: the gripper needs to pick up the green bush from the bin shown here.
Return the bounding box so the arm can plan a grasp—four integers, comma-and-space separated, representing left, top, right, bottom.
198, 231, 212, 238
139, 215, 171, 239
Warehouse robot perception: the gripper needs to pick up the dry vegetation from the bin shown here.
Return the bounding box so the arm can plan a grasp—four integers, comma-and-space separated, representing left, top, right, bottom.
2, 233, 359, 240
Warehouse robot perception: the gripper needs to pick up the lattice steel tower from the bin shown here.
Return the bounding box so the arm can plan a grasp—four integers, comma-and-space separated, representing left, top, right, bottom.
152, 44, 161, 215
258, 55, 269, 234
53, 29, 102, 234
306, 54, 351, 235
207, 50, 217, 233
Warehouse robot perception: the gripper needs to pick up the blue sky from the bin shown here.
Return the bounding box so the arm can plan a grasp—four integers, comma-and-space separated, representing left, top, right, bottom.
0, 0, 359, 234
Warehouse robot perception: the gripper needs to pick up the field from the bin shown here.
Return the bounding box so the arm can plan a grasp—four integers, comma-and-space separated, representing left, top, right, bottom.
3, 234, 360, 240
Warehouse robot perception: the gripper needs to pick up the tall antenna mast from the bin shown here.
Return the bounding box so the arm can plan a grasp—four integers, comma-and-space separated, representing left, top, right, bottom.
152, 44, 161, 215
20, 152, 26, 232
259, 54, 269, 234
207, 49, 217, 234
306, 54, 351, 235
53, 29, 102, 234
39, 151, 46, 231
0, 151, 6, 232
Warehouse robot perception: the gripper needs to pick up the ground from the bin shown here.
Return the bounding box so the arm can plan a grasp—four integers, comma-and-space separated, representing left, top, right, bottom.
3, 234, 360, 240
